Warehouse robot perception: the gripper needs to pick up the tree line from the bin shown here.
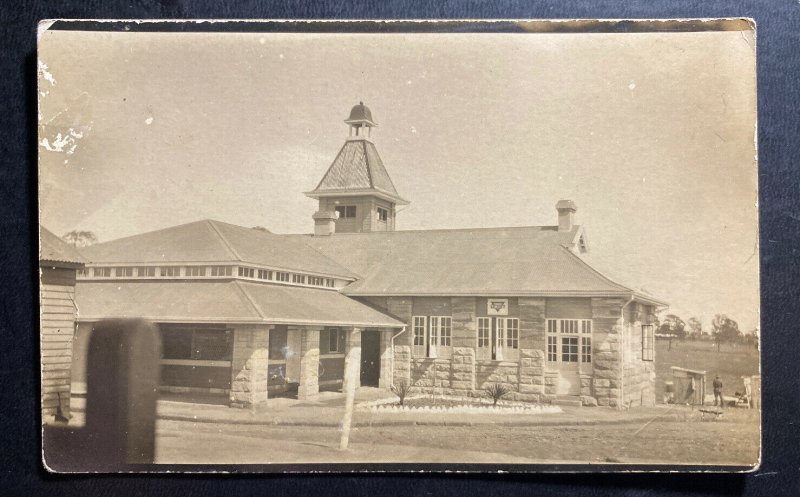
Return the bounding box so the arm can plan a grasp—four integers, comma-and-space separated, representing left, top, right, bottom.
655, 313, 758, 350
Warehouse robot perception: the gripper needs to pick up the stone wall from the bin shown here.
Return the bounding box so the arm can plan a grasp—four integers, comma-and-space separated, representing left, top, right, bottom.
298, 327, 322, 400
622, 303, 657, 407
517, 349, 546, 402
377, 295, 656, 409
591, 297, 625, 407
229, 326, 270, 407
449, 347, 475, 396
393, 345, 412, 386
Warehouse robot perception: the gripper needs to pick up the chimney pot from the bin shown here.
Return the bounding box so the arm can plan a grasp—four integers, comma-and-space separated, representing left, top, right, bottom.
556, 199, 577, 232
312, 210, 338, 236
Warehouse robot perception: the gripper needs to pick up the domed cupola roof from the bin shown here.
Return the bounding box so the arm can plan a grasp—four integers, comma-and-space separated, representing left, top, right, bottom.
344, 101, 377, 127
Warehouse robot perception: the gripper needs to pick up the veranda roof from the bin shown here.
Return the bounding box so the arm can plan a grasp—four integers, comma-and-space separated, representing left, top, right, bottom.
75, 280, 404, 328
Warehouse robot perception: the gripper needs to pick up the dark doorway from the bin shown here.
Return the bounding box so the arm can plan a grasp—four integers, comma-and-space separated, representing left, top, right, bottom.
360, 330, 380, 387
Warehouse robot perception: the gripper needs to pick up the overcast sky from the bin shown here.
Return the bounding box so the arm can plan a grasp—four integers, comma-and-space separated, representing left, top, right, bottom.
38, 28, 758, 332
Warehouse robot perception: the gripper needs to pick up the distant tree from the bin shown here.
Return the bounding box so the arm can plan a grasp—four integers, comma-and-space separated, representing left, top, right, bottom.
251, 226, 269, 232
711, 314, 741, 351
62, 230, 97, 248
665, 314, 687, 339
687, 317, 703, 339
744, 328, 759, 350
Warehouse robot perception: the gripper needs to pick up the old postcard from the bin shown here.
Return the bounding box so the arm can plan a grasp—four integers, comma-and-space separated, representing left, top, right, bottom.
38, 19, 759, 471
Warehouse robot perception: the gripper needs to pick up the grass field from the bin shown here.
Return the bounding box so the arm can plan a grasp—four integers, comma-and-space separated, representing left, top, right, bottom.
654, 338, 760, 403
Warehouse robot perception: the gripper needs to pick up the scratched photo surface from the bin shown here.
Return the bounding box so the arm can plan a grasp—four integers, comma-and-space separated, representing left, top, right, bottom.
38, 21, 760, 471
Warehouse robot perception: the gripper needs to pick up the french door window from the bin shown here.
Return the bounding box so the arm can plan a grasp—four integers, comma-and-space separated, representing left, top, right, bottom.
412, 316, 452, 358
546, 318, 592, 365
477, 317, 519, 361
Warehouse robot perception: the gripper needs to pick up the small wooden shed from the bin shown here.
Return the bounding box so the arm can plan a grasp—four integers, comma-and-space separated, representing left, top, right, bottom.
39, 226, 85, 422
670, 366, 706, 406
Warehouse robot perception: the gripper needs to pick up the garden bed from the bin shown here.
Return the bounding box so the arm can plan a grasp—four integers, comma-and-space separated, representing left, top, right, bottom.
360, 395, 562, 415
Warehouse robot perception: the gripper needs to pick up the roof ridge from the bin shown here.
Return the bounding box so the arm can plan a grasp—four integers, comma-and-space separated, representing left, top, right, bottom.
362, 140, 374, 188
81, 219, 213, 250
232, 280, 266, 320
206, 220, 244, 261
364, 140, 401, 197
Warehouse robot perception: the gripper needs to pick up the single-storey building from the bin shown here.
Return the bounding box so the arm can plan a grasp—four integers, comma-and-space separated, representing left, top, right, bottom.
71, 103, 665, 408
39, 226, 85, 422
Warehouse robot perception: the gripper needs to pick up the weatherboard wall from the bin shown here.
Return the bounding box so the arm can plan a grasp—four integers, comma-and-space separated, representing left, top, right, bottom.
40, 266, 79, 421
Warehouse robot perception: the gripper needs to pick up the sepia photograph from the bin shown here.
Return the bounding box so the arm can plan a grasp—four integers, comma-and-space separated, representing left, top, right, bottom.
37, 20, 760, 471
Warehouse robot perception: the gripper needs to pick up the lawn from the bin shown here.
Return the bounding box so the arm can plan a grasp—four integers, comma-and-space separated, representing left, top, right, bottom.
654, 338, 760, 404
155, 408, 761, 465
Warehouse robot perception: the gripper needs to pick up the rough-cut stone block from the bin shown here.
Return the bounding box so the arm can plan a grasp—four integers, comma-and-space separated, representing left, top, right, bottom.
519, 384, 543, 394
581, 396, 598, 407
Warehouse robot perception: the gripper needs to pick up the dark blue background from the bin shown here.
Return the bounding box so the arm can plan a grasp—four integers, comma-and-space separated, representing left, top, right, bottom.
2, 1, 798, 496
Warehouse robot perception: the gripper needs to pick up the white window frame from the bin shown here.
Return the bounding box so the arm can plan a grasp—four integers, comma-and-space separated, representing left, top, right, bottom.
495, 317, 519, 361
561, 336, 579, 363
138, 266, 157, 277
547, 335, 558, 362
377, 207, 389, 222
160, 266, 180, 277
430, 316, 452, 358
476, 317, 519, 361
412, 316, 427, 358
477, 317, 491, 348
93, 267, 112, 278
335, 205, 356, 218
210, 266, 232, 277
412, 315, 452, 359
185, 266, 206, 277
114, 266, 135, 277
581, 336, 592, 363
642, 324, 655, 361
546, 318, 593, 364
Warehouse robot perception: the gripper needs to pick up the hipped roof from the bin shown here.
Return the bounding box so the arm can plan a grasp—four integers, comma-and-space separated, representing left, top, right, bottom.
40, 226, 85, 265
305, 138, 408, 205
75, 280, 405, 328
292, 226, 666, 305
79, 220, 356, 279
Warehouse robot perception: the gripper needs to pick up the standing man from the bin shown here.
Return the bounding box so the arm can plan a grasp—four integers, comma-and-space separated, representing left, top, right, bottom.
713, 375, 724, 408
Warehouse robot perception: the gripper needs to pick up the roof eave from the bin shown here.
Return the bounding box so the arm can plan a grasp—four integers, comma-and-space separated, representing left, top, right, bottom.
75, 315, 403, 328
343, 288, 669, 307
632, 292, 669, 308
341, 290, 649, 298
304, 189, 410, 206
40, 260, 85, 270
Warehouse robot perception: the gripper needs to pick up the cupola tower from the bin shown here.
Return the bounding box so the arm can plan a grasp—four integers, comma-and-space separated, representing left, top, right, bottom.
306, 103, 409, 235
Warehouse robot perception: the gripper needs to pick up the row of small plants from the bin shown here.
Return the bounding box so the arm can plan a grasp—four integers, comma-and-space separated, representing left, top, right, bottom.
390, 381, 511, 407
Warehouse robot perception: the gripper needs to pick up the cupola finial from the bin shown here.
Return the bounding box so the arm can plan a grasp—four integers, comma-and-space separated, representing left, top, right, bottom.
344, 101, 377, 138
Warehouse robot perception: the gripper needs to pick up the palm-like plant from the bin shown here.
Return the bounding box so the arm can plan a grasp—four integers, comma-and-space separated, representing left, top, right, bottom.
390, 381, 413, 406
486, 383, 511, 406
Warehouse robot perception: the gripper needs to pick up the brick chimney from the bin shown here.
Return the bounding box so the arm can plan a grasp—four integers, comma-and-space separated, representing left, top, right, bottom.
312, 210, 338, 236
556, 199, 577, 232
